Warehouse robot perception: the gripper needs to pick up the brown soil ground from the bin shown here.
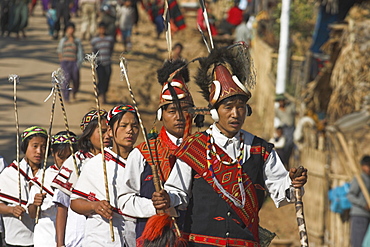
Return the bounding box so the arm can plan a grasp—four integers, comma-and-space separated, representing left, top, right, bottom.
0, 4, 300, 246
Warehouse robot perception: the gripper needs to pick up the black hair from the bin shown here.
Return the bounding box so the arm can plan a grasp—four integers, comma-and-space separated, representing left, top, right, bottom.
361, 155, 370, 166
172, 42, 183, 51
108, 111, 139, 134
214, 95, 249, 110
21, 133, 48, 154
78, 118, 104, 153
52, 131, 78, 159
66, 22, 76, 29
98, 22, 107, 28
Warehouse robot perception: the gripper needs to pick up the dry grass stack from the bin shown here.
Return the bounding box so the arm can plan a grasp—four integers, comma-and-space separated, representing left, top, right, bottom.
327, 4, 370, 121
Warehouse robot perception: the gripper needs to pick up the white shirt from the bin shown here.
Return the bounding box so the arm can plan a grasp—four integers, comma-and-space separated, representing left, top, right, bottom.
53, 189, 85, 247
28, 165, 61, 247
118, 131, 181, 218
0, 156, 7, 234
0, 158, 35, 246
165, 124, 295, 210
71, 148, 137, 247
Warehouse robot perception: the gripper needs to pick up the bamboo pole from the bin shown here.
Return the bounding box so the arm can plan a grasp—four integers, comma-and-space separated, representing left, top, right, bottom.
9, 75, 22, 220
35, 83, 57, 223
86, 53, 114, 242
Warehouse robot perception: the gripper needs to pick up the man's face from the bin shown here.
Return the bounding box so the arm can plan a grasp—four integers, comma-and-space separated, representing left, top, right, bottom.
362, 164, 370, 176
161, 103, 192, 139
66, 26, 75, 37
215, 99, 246, 138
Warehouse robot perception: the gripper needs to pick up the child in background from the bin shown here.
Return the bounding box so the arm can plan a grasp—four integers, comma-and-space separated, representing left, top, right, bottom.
46, 7, 57, 36
347, 155, 370, 247
116, 0, 136, 53
28, 131, 78, 247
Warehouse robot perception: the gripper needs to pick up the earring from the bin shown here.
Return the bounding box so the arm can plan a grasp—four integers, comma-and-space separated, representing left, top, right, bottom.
210, 109, 219, 122
157, 108, 162, 121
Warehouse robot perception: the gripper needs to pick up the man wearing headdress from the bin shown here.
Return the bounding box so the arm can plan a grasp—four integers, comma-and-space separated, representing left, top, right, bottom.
152, 45, 308, 246
118, 59, 194, 239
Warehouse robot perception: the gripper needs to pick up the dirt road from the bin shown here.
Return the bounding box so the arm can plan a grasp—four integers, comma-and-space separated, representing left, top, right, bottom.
0, 4, 300, 246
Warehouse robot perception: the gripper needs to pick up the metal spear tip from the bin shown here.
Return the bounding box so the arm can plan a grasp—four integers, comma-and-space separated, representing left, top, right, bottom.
51, 69, 65, 85
8, 74, 20, 84
85, 52, 99, 64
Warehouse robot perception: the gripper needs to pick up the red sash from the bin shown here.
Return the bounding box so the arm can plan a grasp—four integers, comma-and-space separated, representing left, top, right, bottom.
137, 127, 178, 182
175, 132, 260, 242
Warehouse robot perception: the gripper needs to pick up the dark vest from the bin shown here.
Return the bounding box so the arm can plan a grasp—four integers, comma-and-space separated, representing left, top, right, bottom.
175, 132, 273, 246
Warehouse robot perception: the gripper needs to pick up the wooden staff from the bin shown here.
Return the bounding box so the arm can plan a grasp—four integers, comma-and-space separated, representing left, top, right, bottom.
163, 0, 172, 60
86, 53, 114, 242
199, 0, 214, 50
119, 58, 162, 192
120, 58, 183, 240
35, 82, 58, 223
8, 75, 22, 220
294, 166, 309, 247
52, 70, 80, 177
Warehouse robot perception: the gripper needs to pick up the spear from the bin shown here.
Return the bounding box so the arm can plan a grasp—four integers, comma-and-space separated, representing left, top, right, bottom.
199, 0, 214, 50
8, 74, 22, 220
86, 52, 115, 242
52, 70, 80, 177
120, 58, 185, 246
35, 80, 58, 223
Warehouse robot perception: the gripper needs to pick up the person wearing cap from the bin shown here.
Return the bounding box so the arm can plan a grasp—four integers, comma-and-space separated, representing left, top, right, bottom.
28, 131, 78, 247
50, 109, 110, 247
152, 46, 308, 246
70, 105, 140, 247
117, 60, 194, 239
57, 21, 84, 103
0, 126, 48, 247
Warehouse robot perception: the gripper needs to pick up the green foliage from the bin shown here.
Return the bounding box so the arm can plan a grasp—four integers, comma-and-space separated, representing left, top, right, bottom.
272, 0, 316, 55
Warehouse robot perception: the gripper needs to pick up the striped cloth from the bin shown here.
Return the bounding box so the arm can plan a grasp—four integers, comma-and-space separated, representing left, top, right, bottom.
141, 0, 186, 31
91, 35, 114, 66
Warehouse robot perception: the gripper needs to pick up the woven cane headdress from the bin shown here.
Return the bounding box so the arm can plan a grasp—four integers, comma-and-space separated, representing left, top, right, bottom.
157, 60, 194, 109
195, 42, 256, 108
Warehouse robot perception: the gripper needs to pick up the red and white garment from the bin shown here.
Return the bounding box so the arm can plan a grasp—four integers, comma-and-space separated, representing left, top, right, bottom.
0, 158, 35, 246
28, 165, 60, 247
50, 150, 94, 195
50, 150, 93, 247
71, 147, 138, 247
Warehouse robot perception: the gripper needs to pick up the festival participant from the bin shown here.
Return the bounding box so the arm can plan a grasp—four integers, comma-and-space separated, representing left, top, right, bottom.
91, 22, 115, 104
152, 45, 308, 246
0, 126, 48, 247
28, 131, 78, 247
70, 105, 140, 246
118, 60, 194, 239
57, 21, 84, 103
50, 109, 110, 247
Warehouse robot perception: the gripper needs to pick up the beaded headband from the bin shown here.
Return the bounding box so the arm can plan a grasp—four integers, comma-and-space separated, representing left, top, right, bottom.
80, 109, 108, 131
107, 104, 136, 124
21, 126, 47, 142
51, 134, 78, 145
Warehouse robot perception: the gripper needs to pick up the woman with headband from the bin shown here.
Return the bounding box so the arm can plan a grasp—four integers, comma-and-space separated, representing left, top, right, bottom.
0, 126, 48, 247
28, 131, 78, 247
70, 104, 140, 247
50, 109, 111, 247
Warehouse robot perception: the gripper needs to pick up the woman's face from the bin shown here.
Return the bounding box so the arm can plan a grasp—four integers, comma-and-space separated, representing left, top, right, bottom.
53, 148, 72, 169
25, 136, 47, 169
90, 119, 110, 154
109, 112, 139, 151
